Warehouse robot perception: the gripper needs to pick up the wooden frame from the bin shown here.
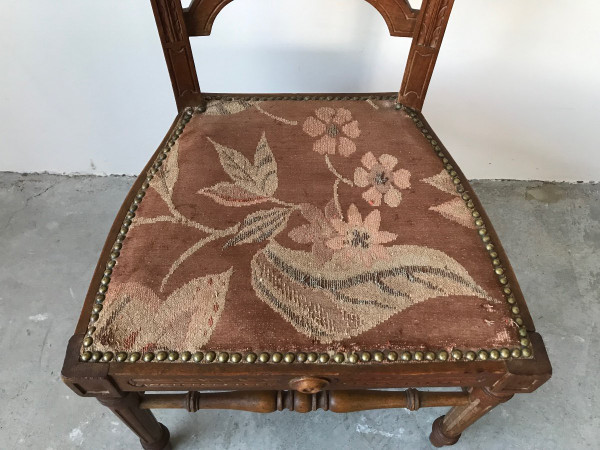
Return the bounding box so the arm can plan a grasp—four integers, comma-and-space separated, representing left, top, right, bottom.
151, 0, 454, 111
62, 2, 552, 449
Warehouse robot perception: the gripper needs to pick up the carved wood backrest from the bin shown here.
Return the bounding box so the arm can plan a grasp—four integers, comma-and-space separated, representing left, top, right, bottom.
151, 0, 454, 111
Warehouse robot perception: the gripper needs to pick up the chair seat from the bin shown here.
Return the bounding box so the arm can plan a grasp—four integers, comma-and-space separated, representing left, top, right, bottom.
83, 94, 529, 364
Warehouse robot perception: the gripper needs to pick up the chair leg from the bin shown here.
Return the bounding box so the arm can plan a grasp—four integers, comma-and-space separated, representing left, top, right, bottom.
429, 387, 513, 447
98, 392, 171, 450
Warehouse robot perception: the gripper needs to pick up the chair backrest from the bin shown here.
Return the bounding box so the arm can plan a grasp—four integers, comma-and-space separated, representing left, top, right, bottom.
150, 0, 454, 111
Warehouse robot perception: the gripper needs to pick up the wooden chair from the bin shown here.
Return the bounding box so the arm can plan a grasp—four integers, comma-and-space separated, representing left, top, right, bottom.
61, 1, 551, 448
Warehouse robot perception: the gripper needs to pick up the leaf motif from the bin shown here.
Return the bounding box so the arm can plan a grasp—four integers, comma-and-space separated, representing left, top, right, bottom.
93, 268, 233, 351
253, 132, 278, 196
209, 137, 258, 189
152, 140, 180, 205
224, 208, 292, 248
208, 134, 279, 197
198, 182, 270, 207
251, 242, 494, 343
204, 99, 258, 116
430, 198, 477, 229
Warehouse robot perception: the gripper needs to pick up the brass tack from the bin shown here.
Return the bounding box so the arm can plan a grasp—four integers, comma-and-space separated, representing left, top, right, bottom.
283, 352, 295, 363
271, 352, 283, 363
478, 350, 489, 360
425, 351, 436, 361
499, 276, 508, 285
245, 353, 257, 363
258, 352, 269, 363
500, 348, 511, 359
110, 251, 120, 260
507, 295, 516, 304
489, 349, 500, 360
101, 352, 114, 362
437, 151, 444, 157
445, 164, 453, 170
515, 317, 524, 326
198, 105, 207, 113
90, 313, 99, 323
451, 350, 462, 360
401, 351, 412, 361
373, 351, 384, 362
492, 259, 501, 266
205, 351, 216, 362
478, 228, 487, 236
86, 326, 96, 335
522, 347, 532, 357
394, 103, 402, 110
503, 287, 512, 295
482, 235, 491, 243
81, 352, 92, 362
296, 352, 307, 363
456, 185, 465, 193
414, 351, 424, 361
472, 211, 480, 218
518, 328, 528, 337
156, 351, 167, 361
116, 352, 127, 362
307, 352, 318, 362
103, 268, 113, 276
168, 351, 179, 361
129, 352, 140, 362
520, 338, 530, 347
333, 353, 345, 363
83, 337, 93, 347
92, 304, 102, 314
475, 219, 484, 227
95, 294, 105, 303
181, 351, 191, 362
489, 251, 498, 258
348, 353, 359, 364
465, 351, 476, 361
431, 140, 438, 145
91, 351, 102, 362
230, 353, 242, 363
438, 351, 449, 361
462, 193, 470, 200
427, 135, 433, 141
511, 306, 520, 314
495, 268, 504, 275
511, 348, 522, 358
98, 285, 107, 294
319, 353, 330, 363
119, 226, 128, 235
387, 351, 398, 362
361, 352, 371, 362
143, 352, 155, 362
218, 352, 229, 363
452, 177, 461, 185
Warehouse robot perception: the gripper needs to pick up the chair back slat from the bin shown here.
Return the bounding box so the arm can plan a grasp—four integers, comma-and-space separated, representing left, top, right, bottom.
150, 0, 454, 111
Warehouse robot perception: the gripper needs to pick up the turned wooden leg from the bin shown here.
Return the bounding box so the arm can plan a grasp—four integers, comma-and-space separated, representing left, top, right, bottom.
98, 393, 171, 450
429, 387, 513, 447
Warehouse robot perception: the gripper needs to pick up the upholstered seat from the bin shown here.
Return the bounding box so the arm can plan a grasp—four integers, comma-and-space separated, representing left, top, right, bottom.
82, 95, 526, 364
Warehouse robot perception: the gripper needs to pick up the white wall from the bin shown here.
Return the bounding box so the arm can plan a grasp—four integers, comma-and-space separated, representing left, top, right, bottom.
1, 0, 598, 181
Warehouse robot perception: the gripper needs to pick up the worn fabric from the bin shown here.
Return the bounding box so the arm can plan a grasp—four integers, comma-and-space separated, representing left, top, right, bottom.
91, 98, 521, 354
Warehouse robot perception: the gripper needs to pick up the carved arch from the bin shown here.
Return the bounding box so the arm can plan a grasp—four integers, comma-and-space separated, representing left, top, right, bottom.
184, 0, 419, 37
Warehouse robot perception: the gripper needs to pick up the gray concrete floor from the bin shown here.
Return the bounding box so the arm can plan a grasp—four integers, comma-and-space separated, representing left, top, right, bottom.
0, 172, 598, 449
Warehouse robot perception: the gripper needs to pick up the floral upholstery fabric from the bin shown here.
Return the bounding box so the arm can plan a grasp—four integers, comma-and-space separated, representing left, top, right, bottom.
89, 97, 521, 356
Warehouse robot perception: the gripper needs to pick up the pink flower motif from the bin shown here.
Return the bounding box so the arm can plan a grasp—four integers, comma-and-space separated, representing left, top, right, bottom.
326, 204, 397, 266
353, 152, 411, 207
303, 107, 361, 157
288, 200, 341, 265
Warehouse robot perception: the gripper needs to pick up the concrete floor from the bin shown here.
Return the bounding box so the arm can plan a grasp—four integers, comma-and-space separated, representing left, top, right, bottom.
0, 172, 598, 449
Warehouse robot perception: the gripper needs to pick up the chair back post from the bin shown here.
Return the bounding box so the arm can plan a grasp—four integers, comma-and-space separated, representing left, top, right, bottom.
151, 0, 203, 111
150, 0, 455, 111
398, 0, 454, 110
